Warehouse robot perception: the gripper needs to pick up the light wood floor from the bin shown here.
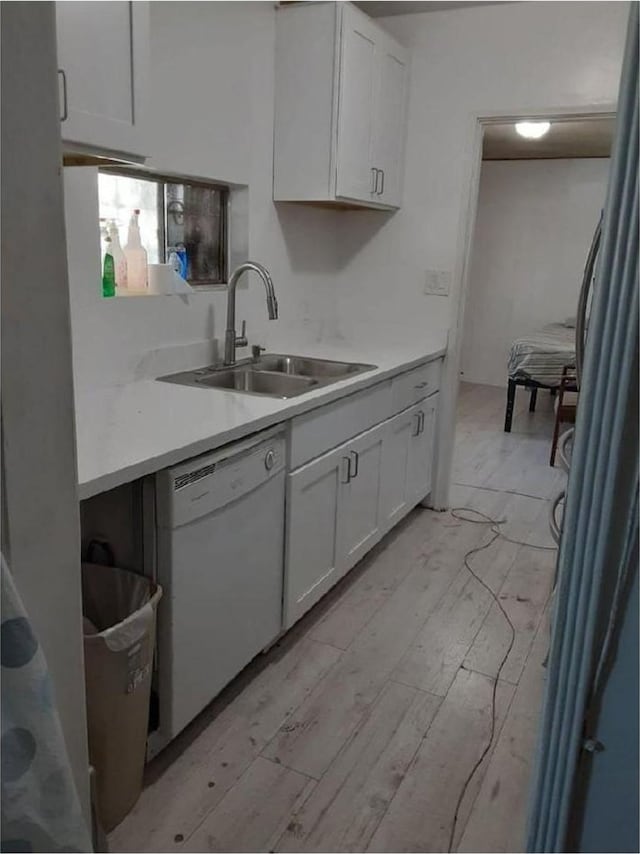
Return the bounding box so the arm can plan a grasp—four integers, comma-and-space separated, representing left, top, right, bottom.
111, 382, 560, 854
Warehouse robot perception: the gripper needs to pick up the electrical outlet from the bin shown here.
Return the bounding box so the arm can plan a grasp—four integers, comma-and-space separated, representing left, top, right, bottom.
424, 270, 451, 296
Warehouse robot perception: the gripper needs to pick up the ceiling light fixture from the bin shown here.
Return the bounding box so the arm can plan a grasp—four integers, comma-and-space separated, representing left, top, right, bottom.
515, 121, 551, 139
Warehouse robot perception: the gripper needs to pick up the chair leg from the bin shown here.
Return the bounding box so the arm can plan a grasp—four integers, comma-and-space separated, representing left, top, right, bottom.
529, 387, 538, 412
504, 379, 516, 432
550, 411, 562, 466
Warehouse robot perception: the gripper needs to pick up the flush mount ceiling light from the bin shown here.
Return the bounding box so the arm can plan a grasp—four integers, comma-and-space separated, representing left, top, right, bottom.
515, 121, 551, 139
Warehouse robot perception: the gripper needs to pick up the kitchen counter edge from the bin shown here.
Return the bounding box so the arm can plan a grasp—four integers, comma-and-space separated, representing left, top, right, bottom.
76, 345, 447, 500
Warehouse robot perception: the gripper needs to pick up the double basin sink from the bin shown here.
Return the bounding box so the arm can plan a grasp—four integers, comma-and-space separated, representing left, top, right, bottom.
159, 353, 377, 399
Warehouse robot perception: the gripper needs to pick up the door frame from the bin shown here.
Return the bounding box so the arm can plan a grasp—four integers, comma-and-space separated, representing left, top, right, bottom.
431, 103, 617, 510
1, 0, 90, 820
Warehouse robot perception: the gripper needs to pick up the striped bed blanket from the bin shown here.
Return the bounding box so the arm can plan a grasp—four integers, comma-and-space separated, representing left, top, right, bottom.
508, 322, 576, 386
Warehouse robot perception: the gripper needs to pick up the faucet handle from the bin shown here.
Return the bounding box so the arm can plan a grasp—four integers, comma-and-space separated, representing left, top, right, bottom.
235, 320, 248, 348
251, 344, 266, 361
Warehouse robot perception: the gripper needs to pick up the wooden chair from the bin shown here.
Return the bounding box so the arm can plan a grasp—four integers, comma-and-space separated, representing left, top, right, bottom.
550, 365, 578, 466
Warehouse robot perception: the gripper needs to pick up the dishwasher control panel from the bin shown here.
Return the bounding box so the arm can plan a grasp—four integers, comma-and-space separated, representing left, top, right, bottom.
155, 428, 286, 529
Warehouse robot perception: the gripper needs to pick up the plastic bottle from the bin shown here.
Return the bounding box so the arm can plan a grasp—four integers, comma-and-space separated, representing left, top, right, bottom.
108, 220, 128, 291
102, 235, 116, 298
176, 243, 188, 279
124, 209, 148, 291
167, 249, 181, 274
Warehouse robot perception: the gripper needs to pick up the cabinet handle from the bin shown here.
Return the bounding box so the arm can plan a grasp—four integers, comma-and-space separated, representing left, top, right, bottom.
414, 381, 428, 390
58, 69, 68, 122
413, 413, 421, 436
370, 167, 378, 194
349, 449, 359, 479
419, 411, 425, 434
341, 456, 351, 484
377, 168, 385, 196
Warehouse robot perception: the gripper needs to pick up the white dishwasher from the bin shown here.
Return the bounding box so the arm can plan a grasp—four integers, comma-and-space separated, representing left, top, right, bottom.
149, 426, 285, 751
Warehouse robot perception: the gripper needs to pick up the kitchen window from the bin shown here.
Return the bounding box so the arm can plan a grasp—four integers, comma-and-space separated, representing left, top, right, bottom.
98, 169, 229, 286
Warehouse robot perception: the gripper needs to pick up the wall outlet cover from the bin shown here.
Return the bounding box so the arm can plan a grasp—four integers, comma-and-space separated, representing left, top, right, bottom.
424, 270, 451, 296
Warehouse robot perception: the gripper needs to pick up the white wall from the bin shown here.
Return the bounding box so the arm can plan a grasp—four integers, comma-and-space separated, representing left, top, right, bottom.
67, 1, 342, 392
1, 3, 89, 815
335, 2, 626, 344
461, 157, 610, 387
65, 0, 628, 504
333, 0, 627, 503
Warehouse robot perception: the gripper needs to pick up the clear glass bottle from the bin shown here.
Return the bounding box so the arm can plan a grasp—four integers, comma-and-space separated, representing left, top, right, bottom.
108, 220, 128, 291
124, 209, 148, 291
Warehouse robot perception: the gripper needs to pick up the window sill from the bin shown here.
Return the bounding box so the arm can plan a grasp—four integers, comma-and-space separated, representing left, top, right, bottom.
103, 286, 229, 299
103, 277, 238, 298
103, 291, 184, 299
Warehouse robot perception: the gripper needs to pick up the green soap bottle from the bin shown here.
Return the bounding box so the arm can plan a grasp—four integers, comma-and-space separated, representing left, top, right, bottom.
102, 235, 116, 298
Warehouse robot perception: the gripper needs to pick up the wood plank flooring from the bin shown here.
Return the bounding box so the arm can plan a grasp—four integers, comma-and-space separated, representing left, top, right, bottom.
110, 382, 558, 853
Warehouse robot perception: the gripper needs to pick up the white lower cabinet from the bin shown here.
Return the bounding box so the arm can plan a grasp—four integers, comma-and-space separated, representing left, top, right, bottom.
379, 395, 438, 532
407, 394, 438, 505
379, 405, 417, 530
285, 446, 346, 629
284, 421, 385, 629
284, 389, 439, 630
339, 421, 386, 574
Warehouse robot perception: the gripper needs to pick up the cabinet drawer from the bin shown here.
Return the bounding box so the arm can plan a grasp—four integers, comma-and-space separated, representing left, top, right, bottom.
391, 360, 440, 414
290, 379, 392, 470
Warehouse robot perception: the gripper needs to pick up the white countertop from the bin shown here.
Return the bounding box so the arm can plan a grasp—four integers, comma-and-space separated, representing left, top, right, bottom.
75, 337, 448, 499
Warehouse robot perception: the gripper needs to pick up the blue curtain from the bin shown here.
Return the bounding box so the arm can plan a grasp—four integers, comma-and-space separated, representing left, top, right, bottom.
526, 5, 639, 852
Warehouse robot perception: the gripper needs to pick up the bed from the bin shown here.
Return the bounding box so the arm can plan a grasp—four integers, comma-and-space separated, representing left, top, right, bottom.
504, 322, 576, 432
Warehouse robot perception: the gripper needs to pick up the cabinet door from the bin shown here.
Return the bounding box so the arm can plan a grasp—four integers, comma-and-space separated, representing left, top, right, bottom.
408, 394, 438, 504
284, 446, 350, 629
56, 1, 149, 158
372, 34, 409, 208
339, 421, 386, 574
334, 5, 378, 203
379, 404, 421, 533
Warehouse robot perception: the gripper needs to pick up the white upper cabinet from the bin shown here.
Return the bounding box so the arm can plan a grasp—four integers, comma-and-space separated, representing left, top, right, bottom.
274, 2, 409, 210
56, 1, 149, 160
372, 31, 409, 208
334, 8, 379, 201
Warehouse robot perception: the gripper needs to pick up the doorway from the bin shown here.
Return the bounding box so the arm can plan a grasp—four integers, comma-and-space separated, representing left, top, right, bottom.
443, 111, 614, 849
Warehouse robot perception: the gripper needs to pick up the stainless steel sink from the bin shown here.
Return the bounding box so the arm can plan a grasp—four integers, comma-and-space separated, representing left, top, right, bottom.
158, 353, 377, 399
254, 354, 376, 379
196, 368, 317, 397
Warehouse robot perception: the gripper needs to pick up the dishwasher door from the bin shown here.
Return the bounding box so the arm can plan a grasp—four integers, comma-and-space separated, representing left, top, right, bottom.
153, 428, 285, 745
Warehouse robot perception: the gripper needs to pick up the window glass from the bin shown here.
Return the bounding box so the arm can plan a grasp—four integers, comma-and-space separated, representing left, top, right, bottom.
165, 182, 226, 284
98, 172, 161, 263
98, 170, 228, 286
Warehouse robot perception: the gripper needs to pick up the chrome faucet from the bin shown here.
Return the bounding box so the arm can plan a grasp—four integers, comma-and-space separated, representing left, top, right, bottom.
223, 262, 278, 366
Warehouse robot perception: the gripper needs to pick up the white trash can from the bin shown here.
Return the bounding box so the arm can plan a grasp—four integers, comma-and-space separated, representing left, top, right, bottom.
81, 563, 162, 832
